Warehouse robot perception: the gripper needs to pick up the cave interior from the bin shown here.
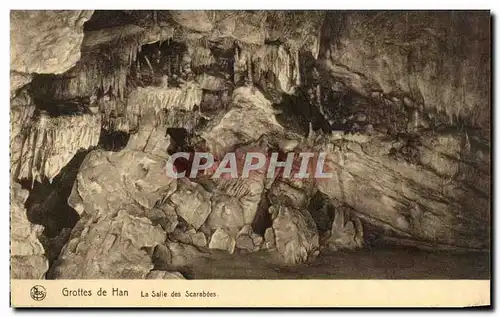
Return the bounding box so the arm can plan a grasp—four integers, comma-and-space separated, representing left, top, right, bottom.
10, 10, 491, 280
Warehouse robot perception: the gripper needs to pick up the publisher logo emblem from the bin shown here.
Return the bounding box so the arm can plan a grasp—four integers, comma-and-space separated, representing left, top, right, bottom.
30, 285, 46, 301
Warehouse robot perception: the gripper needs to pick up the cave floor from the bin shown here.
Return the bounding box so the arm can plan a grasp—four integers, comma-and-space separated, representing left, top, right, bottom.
182, 246, 490, 280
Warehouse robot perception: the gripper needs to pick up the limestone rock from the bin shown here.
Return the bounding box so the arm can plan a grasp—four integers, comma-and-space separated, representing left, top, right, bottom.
146, 270, 185, 279
271, 205, 319, 264
263, 227, 276, 250
164, 240, 209, 268
11, 256, 49, 279
234, 44, 300, 96
146, 203, 179, 233
208, 228, 236, 254
10, 10, 93, 74
10, 71, 32, 98
196, 73, 227, 91
12, 110, 101, 182
170, 228, 207, 248
206, 194, 245, 230
68, 149, 177, 218
235, 225, 263, 252
10, 182, 49, 279
170, 11, 213, 33
319, 11, 490, 134
10, 90, 36, 180
50, 211, 166, 279
317, 132, 490, 250
201, 86, 283, 156
168, 180, 212, 230
268, 181, 307, 209
322, 207, 364, 251
126, 120, 171, 160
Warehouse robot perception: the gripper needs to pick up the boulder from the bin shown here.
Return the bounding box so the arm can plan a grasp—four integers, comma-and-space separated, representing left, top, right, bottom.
168, 180, 212, 230
10, 10, 93, 74
208, 228, 236, 254
50, 211, 166, 279
271, 205, 319, 264
69, 149, 177, 218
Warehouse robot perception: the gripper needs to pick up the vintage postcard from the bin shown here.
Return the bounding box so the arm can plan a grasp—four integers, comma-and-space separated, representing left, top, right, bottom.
9, 10, 491, 308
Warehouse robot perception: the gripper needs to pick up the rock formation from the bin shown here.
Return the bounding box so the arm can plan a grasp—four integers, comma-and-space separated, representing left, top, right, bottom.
10, 10, 490, 279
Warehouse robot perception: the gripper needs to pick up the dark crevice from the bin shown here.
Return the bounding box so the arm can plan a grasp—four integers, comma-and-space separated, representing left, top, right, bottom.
252, 192, 272, 236
19, 150, 90, 265
83, 10, 137, 31
98, 129, 130, 151
128, 40, 188, 88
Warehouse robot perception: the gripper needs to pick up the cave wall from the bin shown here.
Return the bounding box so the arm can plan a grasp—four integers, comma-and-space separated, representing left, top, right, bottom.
318, 11, 490, 136
9, 10, 491, 279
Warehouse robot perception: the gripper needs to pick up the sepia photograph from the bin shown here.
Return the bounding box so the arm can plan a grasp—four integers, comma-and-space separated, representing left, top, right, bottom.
8, 8, 492, 307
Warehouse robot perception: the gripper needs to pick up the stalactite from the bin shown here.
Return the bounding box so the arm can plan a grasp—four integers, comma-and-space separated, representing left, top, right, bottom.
13, 111, 101, 183
233, 43, 300, 94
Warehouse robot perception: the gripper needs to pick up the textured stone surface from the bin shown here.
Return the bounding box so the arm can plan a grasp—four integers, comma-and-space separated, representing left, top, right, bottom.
10, 71, 32, 98
168, 180, 212, 230
10, 10, 93, 74
234, 44, 301, 97
209, 228, 236, 254
235, 225, 263, 252
12, 111, 101, 182
170, 11, 213, 33
206, 195, 245, 230
263, 227, 276, 250
50, 211, 165, 279
201, 86, 283, 157
146, 270, 185, 279
170, 228, 207, 248
164, 240, 209, 268
271, 205, 319, 264
68, 149, 176, 218
146, 203, 179, 234
317, 131, 490, 250
268, 181, 308, 209
10, 182, 49, 279
319, 11, 490, 134
322, 207, 364, 251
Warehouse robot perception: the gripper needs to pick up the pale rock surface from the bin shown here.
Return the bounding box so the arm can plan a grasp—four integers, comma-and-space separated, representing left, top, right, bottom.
317, 132, 490, 250
164, 240, 210, 268
10, 10, 93, 74
201, 86, 283, 157
50, 211, 165, 279
10, 71, 33, 98
263, 227, 276, 250
271, 205, 319, 264
170, 11, 213, 33
10, 90, 36, 180
235, 44, 300, 95
68, 149, 177, 218
209, 228, 236, 254
145, 203, 179, 234
235, 225, 263, 252
168, 180, 212, 230
206, 194, 245, 230
10, 182, 49, 279
322, 207, 364, 251
12, 110, 101, 183
146, 270, 185, 279
268, 181, 308, 209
